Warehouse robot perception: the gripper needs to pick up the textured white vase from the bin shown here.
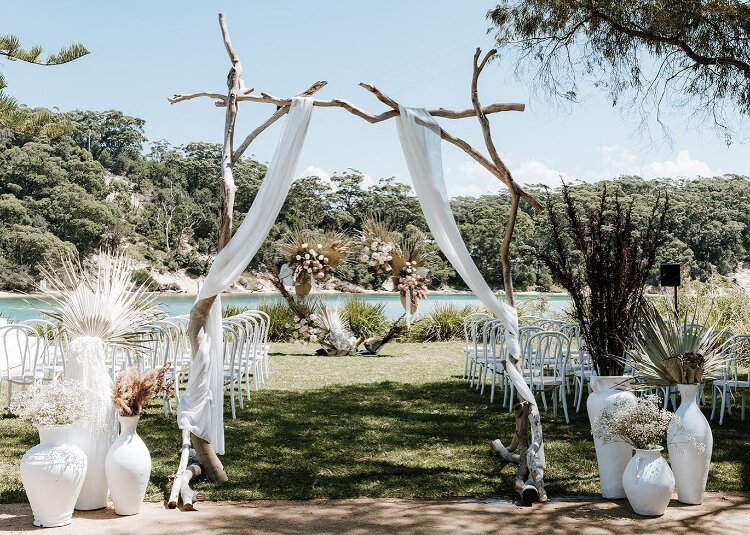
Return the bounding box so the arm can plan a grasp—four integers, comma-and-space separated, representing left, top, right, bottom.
65, 336, 117, 510
587, 375, 637, 498
668, 383, 713, 504
622, 448, 675, 516
106, 415, 151, 515
20, 425, 88, 528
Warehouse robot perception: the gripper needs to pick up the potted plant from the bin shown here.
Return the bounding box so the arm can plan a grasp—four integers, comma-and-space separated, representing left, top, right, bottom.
594, 395, 688, 516
13, 380, 90, 527
536, 183, 668, 497
106, 363, 172, 515
628, 300, 725, 504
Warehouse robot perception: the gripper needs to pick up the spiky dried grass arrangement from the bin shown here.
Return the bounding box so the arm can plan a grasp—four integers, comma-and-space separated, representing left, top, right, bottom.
279, 228, 351, 296
41, 252, 161, 353
112, 363, 173, 417
629, 300, 726, 385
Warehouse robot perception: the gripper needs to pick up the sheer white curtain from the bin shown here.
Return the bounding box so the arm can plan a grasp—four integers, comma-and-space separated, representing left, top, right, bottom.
395, 106, 536, 406
177, 97, 314, 454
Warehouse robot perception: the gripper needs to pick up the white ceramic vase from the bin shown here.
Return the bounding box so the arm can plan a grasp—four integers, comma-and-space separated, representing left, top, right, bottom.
105, 415, 151, 515
20, 425, 88, 528
65, 336, 117, 510
622, 447, 675, 516
668, 383, 713, 504
587, 375, 637, 498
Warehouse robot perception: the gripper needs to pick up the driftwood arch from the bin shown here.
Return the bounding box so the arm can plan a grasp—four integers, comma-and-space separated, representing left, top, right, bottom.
167, 13, 545, 508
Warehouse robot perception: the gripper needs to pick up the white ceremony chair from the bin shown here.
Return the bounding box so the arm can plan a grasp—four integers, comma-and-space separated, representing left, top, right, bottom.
522, 330, 571, 423
468, 315, 494, 388
711, 334, 750, 425
462, 313, 491, 380
1, 324, 45, 411
20, 318, 66, 381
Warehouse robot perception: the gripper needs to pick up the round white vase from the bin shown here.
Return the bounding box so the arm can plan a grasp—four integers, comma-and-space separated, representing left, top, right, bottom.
622, 447, 675, 516
587, 375, 636, 499
20, 425, 88, 528
105, 415, 152, 515
668, 383, 713, 505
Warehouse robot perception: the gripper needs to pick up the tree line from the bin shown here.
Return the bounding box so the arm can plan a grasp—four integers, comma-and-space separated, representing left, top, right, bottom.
0, 109, 748, 292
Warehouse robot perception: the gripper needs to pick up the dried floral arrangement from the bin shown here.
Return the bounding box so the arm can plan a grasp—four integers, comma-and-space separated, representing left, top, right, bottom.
628, 300, 726, 385
112, 363, 173, 417
360, 218, 431, 316
593, 394, 703, 452
279, 228, 351, 296
11, 380, 91, 427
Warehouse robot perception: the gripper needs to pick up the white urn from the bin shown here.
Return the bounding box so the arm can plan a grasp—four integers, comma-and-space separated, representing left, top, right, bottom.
668, 383, 713, 504
587, 375, 637, 498
105, 415, 151, 515
622, 447, 675, 516
20, 425, 88, 528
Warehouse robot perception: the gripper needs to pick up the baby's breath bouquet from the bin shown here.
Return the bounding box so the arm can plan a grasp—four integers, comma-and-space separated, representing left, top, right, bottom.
594, 395, 704, 453
11, 380, 90, 427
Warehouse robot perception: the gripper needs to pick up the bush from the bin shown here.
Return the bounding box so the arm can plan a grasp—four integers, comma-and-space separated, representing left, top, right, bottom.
341, 298, 389, 340
407, 303, 477, 342
222, 304, 248, 318
258, 301, 296, 342
131, 269, 161, 291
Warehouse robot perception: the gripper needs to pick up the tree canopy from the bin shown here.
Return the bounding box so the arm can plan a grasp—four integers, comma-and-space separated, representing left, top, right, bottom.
0, 34, 89, 137
488, 1, 750, 140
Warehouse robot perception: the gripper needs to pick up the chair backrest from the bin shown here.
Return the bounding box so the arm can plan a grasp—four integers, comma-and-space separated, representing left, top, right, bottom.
463, 313, 491, 348
20, 318, 66, 379
488, 320, 507, 362
1, 324, 46, 381
523, 330, 570, 389
719, 334, 750, 383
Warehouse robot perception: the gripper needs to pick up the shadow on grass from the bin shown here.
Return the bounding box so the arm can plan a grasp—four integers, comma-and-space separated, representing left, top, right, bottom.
2, 380, 748, 503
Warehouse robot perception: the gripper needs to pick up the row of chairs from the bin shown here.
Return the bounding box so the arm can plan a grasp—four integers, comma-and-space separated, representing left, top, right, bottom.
1, 310, 272, 420
463, 313, 750, 426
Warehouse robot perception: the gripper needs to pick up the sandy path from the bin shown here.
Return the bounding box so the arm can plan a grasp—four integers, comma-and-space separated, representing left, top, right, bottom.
1, 494, 748, 535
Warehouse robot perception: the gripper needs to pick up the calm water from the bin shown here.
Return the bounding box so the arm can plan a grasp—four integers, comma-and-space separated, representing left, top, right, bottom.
0, 292, 572, 322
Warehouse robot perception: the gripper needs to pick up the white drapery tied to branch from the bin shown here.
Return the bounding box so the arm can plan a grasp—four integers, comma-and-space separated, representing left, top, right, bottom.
177, 97, 314, 454
395, 105, 536, 406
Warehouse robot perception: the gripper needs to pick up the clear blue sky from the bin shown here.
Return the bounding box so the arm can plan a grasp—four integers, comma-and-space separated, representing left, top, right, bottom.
4, 1, 748, 196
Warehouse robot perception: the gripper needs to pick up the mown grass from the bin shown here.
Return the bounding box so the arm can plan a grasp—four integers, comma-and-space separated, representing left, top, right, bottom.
1, 342, 748, 503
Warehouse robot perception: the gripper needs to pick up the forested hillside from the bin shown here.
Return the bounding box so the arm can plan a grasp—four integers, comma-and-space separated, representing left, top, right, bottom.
1, 109, 749, 292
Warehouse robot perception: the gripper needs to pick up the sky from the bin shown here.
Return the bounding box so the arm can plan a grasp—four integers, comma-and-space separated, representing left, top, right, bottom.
3, 1, 748, 197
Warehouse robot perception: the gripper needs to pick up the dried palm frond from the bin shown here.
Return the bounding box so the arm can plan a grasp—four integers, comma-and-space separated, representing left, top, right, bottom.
112, 363, 173, 417
317, 304, 356, 353
628, 300, 727, 385
41, 252, 161, 353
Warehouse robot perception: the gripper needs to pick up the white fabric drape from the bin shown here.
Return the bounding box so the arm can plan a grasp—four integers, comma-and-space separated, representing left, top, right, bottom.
177, 97, 314, 454
395, 106, 536, 406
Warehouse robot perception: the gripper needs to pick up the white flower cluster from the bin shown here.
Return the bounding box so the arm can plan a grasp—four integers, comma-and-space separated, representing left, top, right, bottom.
360, 238, 393, 273
593, 394, 704, 452
11, 379, 91, 427
294, 243, 330, 283
287, 314, 319, 343
397, 262, 427, 300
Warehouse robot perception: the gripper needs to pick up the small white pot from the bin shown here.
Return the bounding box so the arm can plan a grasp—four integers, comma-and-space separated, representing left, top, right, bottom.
105, 415, 151, 515
668, 383, 713, 504
587, 375, 637, 498
622, 447, 675, 516
20, 425, 88, 528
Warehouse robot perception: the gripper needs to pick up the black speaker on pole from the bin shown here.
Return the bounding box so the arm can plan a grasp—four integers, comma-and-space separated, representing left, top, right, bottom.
660, 262, 681, 287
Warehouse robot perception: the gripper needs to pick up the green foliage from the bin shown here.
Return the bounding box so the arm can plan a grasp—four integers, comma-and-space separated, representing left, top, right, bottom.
341, 298, 390, 340
222, 304, 249, 318
407, 303, 478, 342
488, 1, 750, 139
131, 269, 161, 292
257, 302, 296, 342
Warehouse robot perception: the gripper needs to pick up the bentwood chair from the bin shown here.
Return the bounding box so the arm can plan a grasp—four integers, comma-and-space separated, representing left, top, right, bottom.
711, 334, 750, 425
1, 324, 45, 411
523, 330, 571, 423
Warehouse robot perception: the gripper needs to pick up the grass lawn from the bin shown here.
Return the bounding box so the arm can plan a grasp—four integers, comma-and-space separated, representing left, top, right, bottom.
1, 341, 748, 502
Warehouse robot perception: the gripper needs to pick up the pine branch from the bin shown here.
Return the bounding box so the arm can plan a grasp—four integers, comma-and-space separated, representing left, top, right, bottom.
0, 35, 89, 65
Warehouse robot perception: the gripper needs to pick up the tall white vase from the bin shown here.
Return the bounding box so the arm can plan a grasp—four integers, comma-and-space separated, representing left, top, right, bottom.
105, 415, 151, 516
20, 425, 88, 528
587, 375, 637, 498
622, 448, 675, 516
65, 336, 117, 510
668, 383, 713, 504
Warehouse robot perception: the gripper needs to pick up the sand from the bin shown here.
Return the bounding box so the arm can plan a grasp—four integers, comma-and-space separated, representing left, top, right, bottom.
1, 493, 748, 535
